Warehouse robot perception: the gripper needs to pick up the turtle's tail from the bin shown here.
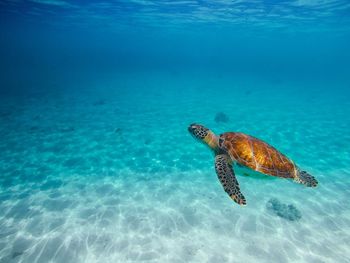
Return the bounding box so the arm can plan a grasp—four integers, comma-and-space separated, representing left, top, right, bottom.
294, 170, 318, 187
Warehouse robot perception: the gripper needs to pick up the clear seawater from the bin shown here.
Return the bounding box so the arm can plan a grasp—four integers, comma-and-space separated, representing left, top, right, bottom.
1, 1, 350, 263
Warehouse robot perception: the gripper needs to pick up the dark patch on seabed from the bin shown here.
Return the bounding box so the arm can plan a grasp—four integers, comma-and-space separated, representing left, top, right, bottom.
266, 198, 302, 221
214, 112, 230, 123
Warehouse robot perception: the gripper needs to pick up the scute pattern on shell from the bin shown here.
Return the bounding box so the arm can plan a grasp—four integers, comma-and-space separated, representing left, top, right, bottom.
220, 132, 296, 178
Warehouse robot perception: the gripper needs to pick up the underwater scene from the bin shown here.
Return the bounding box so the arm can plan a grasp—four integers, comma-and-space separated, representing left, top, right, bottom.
0, 1, 350, 262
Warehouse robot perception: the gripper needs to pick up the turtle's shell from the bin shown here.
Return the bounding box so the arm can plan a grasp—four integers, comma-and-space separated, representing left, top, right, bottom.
219, 132, 297, 178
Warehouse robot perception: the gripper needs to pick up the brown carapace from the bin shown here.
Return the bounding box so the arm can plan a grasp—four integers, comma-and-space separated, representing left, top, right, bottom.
219, 132, 297, 178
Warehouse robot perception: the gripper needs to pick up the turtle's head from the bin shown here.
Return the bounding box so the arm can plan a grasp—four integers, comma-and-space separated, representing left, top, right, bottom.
188, 123, 218, 150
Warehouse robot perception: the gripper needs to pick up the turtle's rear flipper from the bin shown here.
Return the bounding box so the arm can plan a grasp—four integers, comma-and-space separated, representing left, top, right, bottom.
294, 170, 318, 187
215, 154, 246, 205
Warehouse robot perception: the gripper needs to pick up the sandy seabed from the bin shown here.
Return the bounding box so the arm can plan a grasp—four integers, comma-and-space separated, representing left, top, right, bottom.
1, 74, 349, 262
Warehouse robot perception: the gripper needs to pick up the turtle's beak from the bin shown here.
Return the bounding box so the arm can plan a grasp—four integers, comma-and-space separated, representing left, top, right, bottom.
188, 124, 197, 136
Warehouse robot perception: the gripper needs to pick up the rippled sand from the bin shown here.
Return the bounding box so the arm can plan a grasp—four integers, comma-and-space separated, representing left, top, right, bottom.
0, 74, 349, 262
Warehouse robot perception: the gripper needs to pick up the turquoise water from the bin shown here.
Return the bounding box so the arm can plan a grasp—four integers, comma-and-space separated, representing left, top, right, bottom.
1, 1, 350, 263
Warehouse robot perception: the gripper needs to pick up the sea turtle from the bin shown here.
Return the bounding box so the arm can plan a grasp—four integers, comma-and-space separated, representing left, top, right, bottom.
188, 124, 318, 206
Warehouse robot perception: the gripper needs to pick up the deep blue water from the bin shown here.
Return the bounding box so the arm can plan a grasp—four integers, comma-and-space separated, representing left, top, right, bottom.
0, 1, 350, 262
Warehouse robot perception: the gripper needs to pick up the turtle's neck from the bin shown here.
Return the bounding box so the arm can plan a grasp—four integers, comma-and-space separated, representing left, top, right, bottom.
203, 131, 219, 151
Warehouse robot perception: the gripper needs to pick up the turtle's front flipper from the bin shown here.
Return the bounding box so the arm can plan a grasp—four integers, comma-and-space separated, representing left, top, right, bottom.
294, 170, 318, 187
215, 154, 246, 206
